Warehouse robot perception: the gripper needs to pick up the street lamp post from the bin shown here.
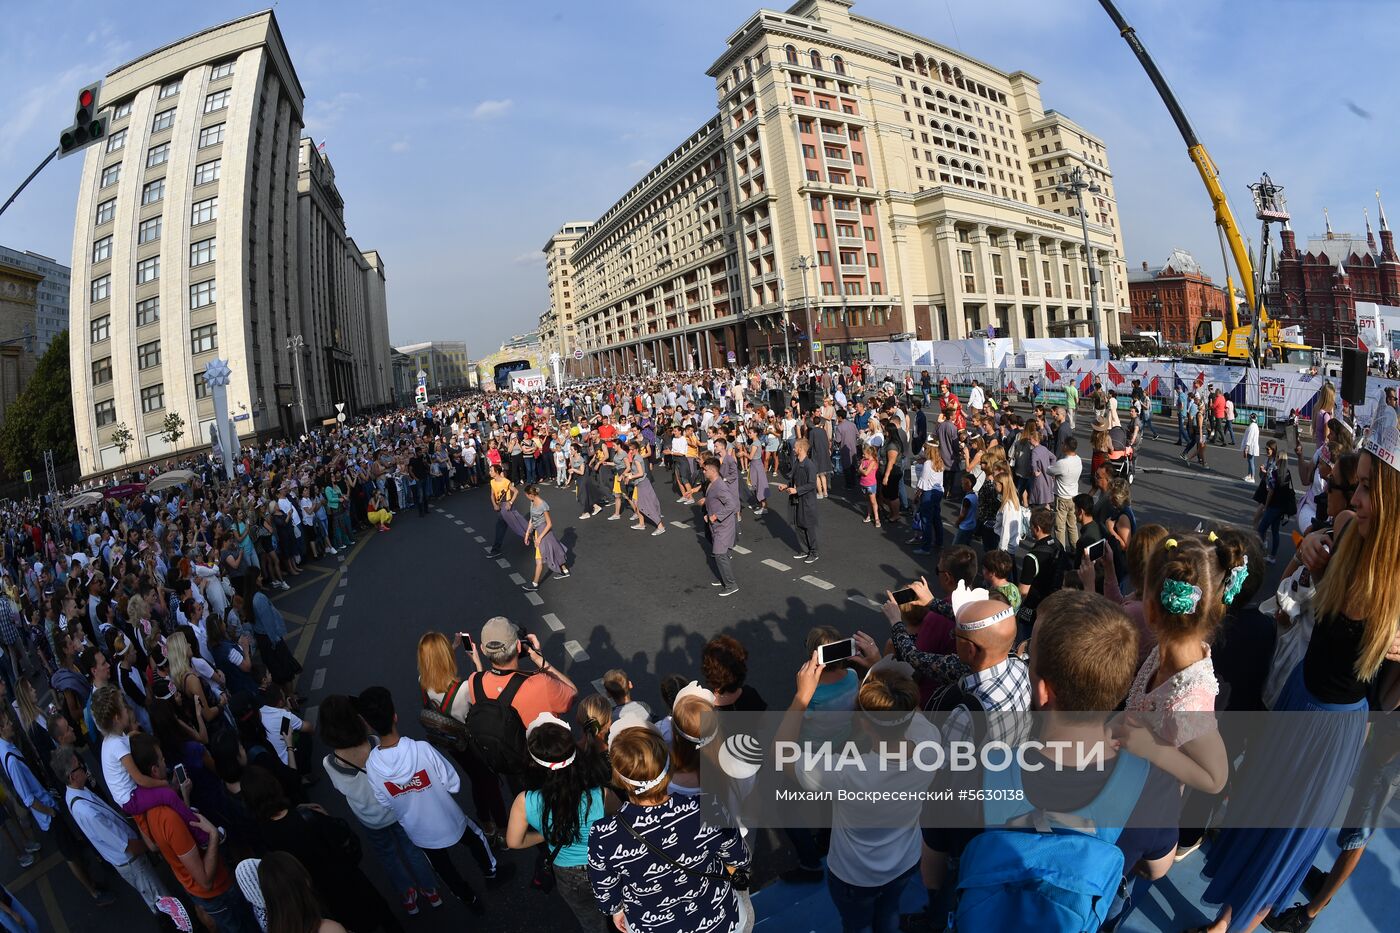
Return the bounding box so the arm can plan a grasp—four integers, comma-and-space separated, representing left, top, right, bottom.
285, 335, 309, 437
1147, 292, 1163, 350
791, 255, 818, 365
1056, 166, 1104, 360
776, 277, 792, 367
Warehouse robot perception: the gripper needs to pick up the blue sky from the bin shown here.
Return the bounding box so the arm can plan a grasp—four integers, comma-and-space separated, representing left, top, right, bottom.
0, 0, 1395, 355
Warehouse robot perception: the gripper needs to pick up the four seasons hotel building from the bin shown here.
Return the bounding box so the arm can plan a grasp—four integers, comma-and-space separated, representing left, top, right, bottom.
556, 0, 1130, 373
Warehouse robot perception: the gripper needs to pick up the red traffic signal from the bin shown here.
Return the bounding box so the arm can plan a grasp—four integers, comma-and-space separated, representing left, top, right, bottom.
59, 81, 105, 158
79, 88, 94, 109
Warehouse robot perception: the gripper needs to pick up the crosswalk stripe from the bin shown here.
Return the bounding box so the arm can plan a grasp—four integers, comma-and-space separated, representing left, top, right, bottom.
319, 639, 334, 657
670, 521, 689, 528
333, 594, 345, 608
311, 669, 326, 690
761, 558, 791, 571
543, 613, 565, 632
509, 573, 526, 585
801, 575, 835, 590
564, 640, 589, 661
326, 615, 339, 631
848, 595, 882, 611
496, 558, 511, 568
732, 545, 751, 555
474, 535, 486, 543
524, 591, 545, 606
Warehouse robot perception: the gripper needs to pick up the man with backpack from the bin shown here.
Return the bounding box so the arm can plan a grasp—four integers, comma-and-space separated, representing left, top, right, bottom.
949, 590, 1180, 933
464, 617, 577, 792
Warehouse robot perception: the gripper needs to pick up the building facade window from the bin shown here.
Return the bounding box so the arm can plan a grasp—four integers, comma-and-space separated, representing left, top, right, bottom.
146, 142, 170, 167
100, 164, 121, 188
90, 315, 110, 343
210, 61, 235, 80
193, 159, 220, 185
190, 238, 216, 267
140, 384, 164, 413
91, 357, 112, 385
136, 256, 160, 284
190, 323, 217, 354
190, 279, 216, 309
95, 198, 115, 225
136, 296, 159, 326
198, 123, 225, 148
92, 236, 112, 264
152, 108, 175, 132
111, 100, 132, 120
137, 340, 161, 370
204, 89, 230, 113
90, 275, 110, 302
94, 399, 116, 427
194, 371, 210, 399
106, 128, 126, 152
191, 196, 217, 225
142, 179, 165, 205
138, 217, 162, 244
158, 80, 181, 99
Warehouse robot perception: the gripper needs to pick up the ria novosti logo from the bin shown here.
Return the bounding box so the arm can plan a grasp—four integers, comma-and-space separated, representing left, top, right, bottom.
717, 733, 764, 779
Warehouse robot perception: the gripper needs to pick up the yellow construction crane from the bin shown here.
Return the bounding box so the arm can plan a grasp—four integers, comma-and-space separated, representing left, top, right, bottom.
1099, 1, 1313, 365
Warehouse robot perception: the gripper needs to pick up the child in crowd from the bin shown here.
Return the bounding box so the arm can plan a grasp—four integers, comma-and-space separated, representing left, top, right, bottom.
601, 669, 647, 722
982, 549, 1022, 610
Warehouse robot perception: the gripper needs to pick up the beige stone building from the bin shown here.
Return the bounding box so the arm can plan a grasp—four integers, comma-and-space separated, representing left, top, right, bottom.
539, 222, 592, 375
0, 262, 42, 428
562, 0, 1130, 373
68, 12, 391, 474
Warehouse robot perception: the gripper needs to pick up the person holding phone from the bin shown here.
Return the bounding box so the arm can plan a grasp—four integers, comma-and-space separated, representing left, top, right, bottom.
1073, 493, 1106, 592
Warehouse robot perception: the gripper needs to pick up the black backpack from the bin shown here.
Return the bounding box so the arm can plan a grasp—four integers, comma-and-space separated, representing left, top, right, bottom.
464, 671, 531, 774
419, 680, 470, 752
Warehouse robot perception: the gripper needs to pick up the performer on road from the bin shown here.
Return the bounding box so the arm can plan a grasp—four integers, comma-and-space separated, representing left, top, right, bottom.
780, 438, 821, 563
486, 463, 527, 557
702, 457, 740, 597
522, 485, 570, 590
624, 441, 666, 536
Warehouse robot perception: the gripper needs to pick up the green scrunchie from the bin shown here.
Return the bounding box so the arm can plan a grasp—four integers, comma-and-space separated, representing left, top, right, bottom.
1222, 559, 1250, 606
1160, 578, 1203, 615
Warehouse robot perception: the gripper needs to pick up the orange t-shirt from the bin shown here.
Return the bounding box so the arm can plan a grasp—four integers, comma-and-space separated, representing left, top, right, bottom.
136, 806, 232, 899
468, 670, 577, 728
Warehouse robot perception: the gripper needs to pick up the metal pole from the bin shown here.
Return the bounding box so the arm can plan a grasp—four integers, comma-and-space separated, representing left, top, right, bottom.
287, 335, 309, 436
0, 147, 58, 220
795, 256, 818, 365
1075, 190, 1103, 360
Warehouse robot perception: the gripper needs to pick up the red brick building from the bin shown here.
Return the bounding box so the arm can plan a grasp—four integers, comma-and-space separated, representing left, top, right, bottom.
1269, 203, 1400, 349
1127, 248, 1229, 346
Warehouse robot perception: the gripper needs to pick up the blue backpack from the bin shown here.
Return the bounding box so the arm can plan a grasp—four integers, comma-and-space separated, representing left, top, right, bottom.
951, 751, 1149, 933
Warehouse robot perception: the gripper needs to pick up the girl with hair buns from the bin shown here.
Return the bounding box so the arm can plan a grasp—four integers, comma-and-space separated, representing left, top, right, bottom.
1200, 442, 1400, 933
505, 714, 614, 933
586, 726, 750, 933
1117, 533, 1228, 796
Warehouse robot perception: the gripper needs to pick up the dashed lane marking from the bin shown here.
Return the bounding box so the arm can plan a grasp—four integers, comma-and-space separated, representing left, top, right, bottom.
509, 573, 527, 585
591, 678, 605, 695
455, 519, 465, 525
465, 527, 475, 533
671, 521, 689, 528
802, 575, 835, 590
333, 594, 345, 608
543, 613, 565, 632
311, 669, 326, 690
762, 558, 791, 572
564, 639, 589, 661
326, 615, 339, 631
524, 591, 545, 606
338, 576, 347, 588
319, 639, 334, 657
496, 558, 511, 569
732, 545, 752, 555
474, 536, 486, 543
848, 594, 883, 611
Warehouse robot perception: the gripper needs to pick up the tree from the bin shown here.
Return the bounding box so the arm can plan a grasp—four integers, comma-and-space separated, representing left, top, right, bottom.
160, 412, 185, 446
110, 424, 133, 458
0, 330, 77, 479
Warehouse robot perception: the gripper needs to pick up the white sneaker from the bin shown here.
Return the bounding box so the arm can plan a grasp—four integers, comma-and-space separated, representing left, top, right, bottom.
1243, 475, 1254, 483
326, 546, 337, 555
607, 515, 622, 521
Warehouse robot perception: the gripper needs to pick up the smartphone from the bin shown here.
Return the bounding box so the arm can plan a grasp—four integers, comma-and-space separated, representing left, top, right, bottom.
280, 716, 292, 737
1083, 539, 1106, 562
459, 632, 474, 652
172, 763, 187, 785
818, 638, 856, 665
890, 586, 918, 605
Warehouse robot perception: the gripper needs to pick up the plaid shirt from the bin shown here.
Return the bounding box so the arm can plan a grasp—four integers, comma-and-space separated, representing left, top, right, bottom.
0, 596, 19, 646
942, 656, 1031, 748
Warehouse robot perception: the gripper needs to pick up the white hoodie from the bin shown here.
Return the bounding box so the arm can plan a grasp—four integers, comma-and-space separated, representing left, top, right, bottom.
365, 735, 467, 850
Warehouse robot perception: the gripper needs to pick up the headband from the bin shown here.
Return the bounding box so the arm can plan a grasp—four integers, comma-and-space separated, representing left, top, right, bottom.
606, 714, 659, 750
956, 604, 1016, 632
525, 712, 576, 771
616, 760, 671, 793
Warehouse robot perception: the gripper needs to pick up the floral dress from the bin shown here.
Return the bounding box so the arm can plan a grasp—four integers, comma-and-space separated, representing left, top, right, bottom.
1125, 643, 1219, 747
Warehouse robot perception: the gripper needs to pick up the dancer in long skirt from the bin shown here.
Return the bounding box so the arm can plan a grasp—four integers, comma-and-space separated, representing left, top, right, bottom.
624, 441, 666, 536
522, 485, 570, 590
744, 427, 769, 515
486, 464, 528, 557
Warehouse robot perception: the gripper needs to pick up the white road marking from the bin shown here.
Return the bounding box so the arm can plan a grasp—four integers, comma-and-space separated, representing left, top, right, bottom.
524, 591, 545, 606
509, 573, 526, 585
543, 613, 565, 632
762, 558, 791, 571
319, 639, 334, 657
333, 594, 345, 608
732, 545, 752, 555
326, 615, 339, 631
496, 558, 511, 568
591, 678, 606, 695
564, 640, 589, 661
848, 595, 883, 611
474, 535, 486, 543
465, 527, 475, 533
802, 575, 835, 590
671, 521, 689, 528
338, 577, 347, 588
311, 669, 326, 690
445, 513, 455, 519
455, 520, 465, 525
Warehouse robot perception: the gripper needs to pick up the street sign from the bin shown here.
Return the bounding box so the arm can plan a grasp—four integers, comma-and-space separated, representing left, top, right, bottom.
233, 413, 251, 422
336, 413, 347, 423
812, 341, 823, 352
417, 369, 428, 387
726, 350, 736, 363
334, 401, 345, 412
22, 470, 31, 483
572, 348, 584, 361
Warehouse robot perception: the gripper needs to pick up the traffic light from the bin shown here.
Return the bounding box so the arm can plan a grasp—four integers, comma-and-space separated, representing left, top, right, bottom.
58, 82, 106, 158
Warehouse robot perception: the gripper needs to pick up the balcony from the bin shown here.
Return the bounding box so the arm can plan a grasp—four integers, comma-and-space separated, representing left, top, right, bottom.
835, 234, 865, 248
833, 208, 861, 223
821, 130, 847, 144
825, 156, 853, 170
840, 263, 867, 275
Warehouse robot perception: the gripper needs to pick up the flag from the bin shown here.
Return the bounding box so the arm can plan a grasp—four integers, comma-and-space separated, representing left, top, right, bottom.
1194, 370, 1206, 389
1107, 362, 1125, 386
1147, 375, 1160, 397
1044, 360, 1060, 383
1359, 335, 1369, 352
1129, 362, 1140, 372
1079, 371, 1094, 395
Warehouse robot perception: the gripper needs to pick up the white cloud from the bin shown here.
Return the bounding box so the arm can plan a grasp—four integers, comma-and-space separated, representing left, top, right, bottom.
304, 91, 362, 135
472, 99, 514, 120
390, 140, 410, 153
513, 251, 543, 265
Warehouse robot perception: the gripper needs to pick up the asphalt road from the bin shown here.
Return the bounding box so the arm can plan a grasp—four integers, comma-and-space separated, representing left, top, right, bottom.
10, 414, 1296, 932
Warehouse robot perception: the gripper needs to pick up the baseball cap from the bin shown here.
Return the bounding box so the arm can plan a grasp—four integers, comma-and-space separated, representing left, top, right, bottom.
480, 616, 519, 651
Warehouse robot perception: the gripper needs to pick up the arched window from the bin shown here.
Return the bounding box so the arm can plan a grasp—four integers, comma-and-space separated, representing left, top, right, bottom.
832, 55, 845, 75
810, 50, 822, 70
941, 63, 952, 83
785, 45, 798, 65
937, 156, 948, 165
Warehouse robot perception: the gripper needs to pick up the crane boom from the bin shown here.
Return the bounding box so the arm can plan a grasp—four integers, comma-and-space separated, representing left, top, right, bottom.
1097, 0, 1256, 329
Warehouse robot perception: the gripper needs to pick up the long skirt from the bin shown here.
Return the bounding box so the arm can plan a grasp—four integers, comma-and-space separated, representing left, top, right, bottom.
1201, 660, 1368, 929
631, 477, 663, 525
535, 530, 569, 574
500, 506, 529, 539
576, 474, 595, 511
747, 457, 769, 504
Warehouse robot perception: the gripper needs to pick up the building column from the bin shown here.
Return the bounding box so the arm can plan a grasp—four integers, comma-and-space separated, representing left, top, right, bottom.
933, 221, 961, 339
